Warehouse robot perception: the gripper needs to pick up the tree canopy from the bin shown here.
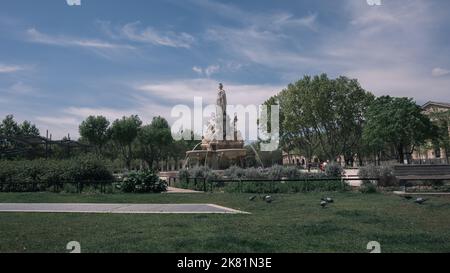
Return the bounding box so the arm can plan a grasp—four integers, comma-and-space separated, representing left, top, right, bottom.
79, 115, 110, 153
109, 115, 142, 169
137, 116, 173, 170
363, 96, 435, 163
271, 74, 374, 164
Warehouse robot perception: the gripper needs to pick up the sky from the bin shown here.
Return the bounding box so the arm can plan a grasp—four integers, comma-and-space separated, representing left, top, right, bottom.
1, 0, 450, 139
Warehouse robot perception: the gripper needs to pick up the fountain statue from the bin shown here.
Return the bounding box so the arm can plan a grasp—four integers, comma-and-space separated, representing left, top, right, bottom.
185, 83, 247, 169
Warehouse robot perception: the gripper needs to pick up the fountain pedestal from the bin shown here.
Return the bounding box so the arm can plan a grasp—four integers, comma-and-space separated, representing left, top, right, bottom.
184, 84, 247, 170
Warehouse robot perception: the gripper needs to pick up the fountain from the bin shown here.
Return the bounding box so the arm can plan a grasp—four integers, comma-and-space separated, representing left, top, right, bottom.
185, 83, 247, 170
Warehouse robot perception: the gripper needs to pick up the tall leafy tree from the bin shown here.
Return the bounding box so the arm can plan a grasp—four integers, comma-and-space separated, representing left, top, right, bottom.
109, 115, 142, 169
79, 116, 110, 154
277, 74, 374, 164
0, 115, 20, 136
363, 96, 435, 164
19, 121, 40, 137
137, 116, 173, 170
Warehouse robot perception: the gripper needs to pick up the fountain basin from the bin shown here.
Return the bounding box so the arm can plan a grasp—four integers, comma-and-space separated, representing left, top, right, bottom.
185, 148, 247, 169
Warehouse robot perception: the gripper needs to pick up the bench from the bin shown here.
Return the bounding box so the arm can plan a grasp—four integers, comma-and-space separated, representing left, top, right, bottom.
394, 165, 450, 191
394, 165, 450, 181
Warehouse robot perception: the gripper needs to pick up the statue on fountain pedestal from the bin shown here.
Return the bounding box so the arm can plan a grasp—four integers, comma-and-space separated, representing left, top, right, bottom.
185, 83, 247, 170
216, 83, 227, 140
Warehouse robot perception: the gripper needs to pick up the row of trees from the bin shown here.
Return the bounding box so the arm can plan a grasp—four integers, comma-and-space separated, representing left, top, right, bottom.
267, 74, 449, 165
79, 115, 196, 170
0, 115, 40, 137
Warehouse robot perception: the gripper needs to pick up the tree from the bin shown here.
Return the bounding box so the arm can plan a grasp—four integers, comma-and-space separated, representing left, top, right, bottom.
19, 121, 40, 137
0, 115, 20, 136
109, 115, 142, 169
275, 74, 374, 165
79, 116, 110, 154
137, 116, 173, 170
363, 96, 435, 164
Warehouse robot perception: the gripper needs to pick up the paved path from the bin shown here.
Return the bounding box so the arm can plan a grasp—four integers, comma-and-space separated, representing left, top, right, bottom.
166, 187, 203, 193
0, 203, 248, 214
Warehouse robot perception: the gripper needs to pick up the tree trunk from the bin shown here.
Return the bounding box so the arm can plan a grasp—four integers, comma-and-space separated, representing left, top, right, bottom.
126, 144, 132, 170
398, 145, 405, 164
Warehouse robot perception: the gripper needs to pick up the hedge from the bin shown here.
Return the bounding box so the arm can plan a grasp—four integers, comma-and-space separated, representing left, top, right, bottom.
0, 156, 114, 192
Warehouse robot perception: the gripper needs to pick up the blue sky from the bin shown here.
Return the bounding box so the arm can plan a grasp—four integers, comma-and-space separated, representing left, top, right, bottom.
1, 0, 450, 138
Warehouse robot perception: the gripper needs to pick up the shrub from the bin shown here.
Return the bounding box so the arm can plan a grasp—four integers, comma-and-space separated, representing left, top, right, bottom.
282, 166, 300, 179
325, 163, 344, 178
121, 170, 167, 193
0, 156, 114, 192
267, 165, 284, 180
188, 166, 218, 182
360, 182, 379, 194
358, 165, 397, 187
244, 167, 266, 179
177, 168, 190, 182
224, 166, 245, 179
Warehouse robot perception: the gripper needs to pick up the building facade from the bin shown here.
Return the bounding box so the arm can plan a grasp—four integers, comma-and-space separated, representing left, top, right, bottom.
412, 101, 450, 164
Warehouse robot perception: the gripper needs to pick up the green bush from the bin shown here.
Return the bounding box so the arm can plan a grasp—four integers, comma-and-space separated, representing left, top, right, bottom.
325, 163, 344, 178
360, 182, 379, 194
0, 155, 114, 192
177, 168, 190, 182
358, 165, 397, 187
224, 166, 245, 179
121, 170, 167, 193
244, 167, 266, 179
282, 166, 300, 179
267, 165, 284, 180
188, 166, 218, 182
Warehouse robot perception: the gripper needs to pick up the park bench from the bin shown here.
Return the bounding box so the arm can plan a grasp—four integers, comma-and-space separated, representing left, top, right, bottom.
394, 165, 450, 191
394, 165, 450, 181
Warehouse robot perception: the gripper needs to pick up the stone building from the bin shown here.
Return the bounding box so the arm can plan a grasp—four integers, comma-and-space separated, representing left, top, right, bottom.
412, 101, 450, 164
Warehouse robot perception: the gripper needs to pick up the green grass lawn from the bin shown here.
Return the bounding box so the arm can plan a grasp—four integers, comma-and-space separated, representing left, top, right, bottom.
0, 192, 449, 253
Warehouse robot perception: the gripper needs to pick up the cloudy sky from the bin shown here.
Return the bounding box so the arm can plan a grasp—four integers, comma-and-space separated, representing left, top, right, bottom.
1, 0, 449, 138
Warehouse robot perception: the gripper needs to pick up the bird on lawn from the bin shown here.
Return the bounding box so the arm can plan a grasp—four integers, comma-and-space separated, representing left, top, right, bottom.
264, 195, 273, 203
249, 195, 257, 201
321, 197, 334, 203
320, 200, 328, 208
402, 195, 413, 200
415, 197, 428, 205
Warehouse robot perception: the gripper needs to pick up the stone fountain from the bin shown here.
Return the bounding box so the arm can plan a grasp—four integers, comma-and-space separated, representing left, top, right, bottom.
185, 83, 247, 169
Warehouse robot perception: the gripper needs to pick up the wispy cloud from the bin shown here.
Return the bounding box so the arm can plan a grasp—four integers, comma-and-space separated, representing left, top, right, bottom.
198, 1, 320, 72
197, 0, 450, 103
26, 28, 135, 50
0, 63, 26, 73
100, 21, 195, 49
8, 82, 36, 95
325, 0, 450, 103
432, 67, 450, 77
192, 65, 220, 77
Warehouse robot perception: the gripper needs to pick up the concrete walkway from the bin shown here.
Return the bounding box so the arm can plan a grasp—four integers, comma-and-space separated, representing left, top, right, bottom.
0, 203, 248, 214
166, 187, 203, 193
